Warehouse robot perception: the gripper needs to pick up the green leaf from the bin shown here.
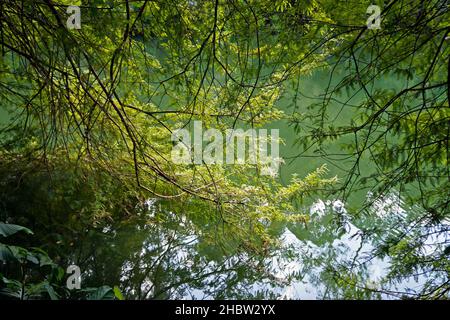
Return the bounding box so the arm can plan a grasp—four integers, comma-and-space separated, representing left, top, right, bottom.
0, 288, 21, 299
0, 244, 29, 262
86, 286, 114, 300
113, 286, 124, 300
30, 248, 55, 267
1, 275, 22, 288
0, 243, 15, 262
0, 222, 33, 238
54, 267, 65, 281
26, 252, 40, 265
0, 276, 22, 299
44, 282, 59, 300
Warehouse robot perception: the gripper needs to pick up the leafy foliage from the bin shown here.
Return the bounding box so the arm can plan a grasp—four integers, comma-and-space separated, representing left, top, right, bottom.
0, 221, 122, 300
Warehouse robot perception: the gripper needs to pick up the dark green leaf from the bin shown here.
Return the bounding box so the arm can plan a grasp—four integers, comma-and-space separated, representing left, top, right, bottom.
0, 222, 33, 238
